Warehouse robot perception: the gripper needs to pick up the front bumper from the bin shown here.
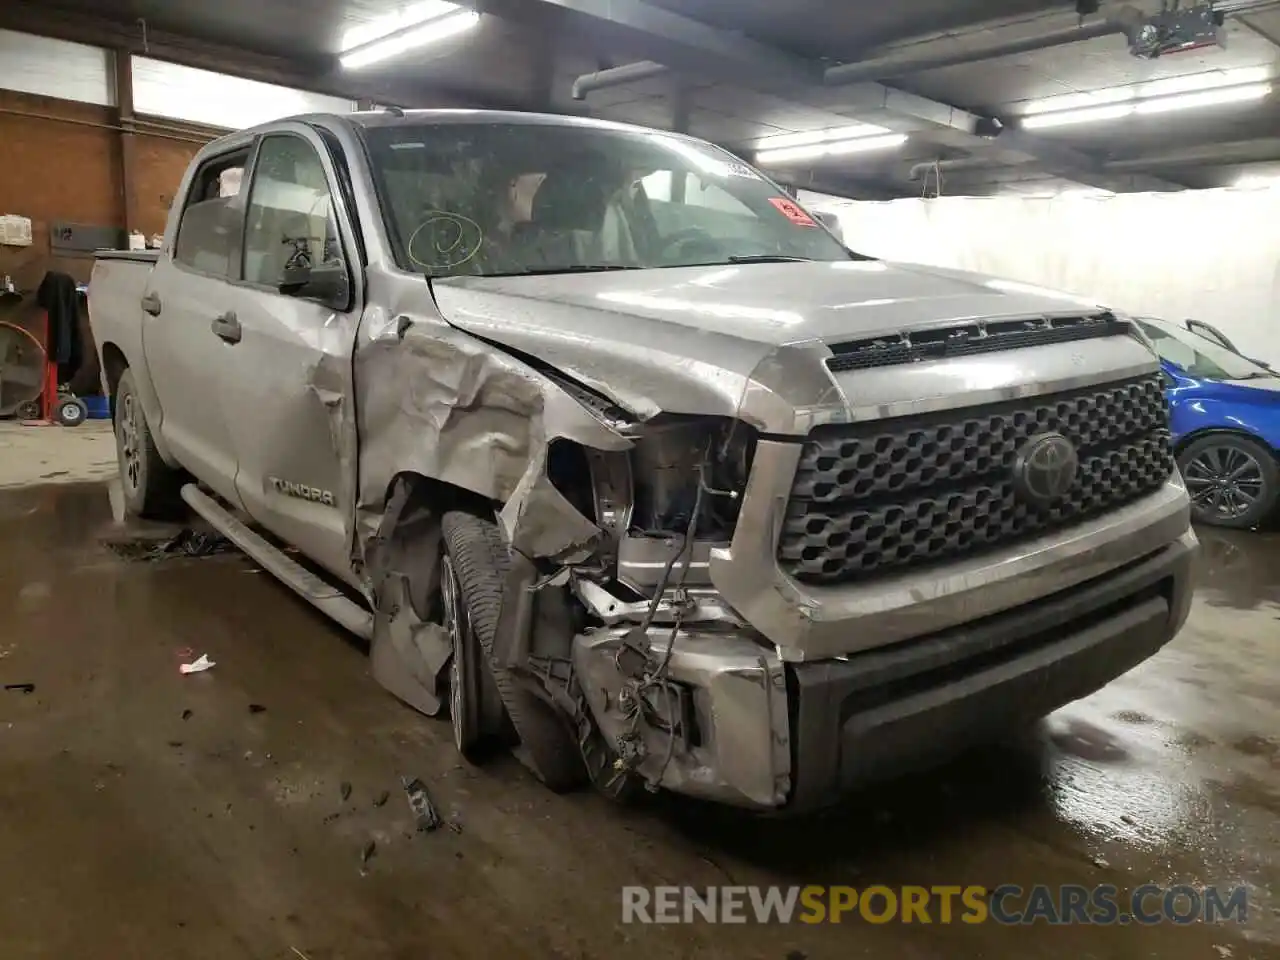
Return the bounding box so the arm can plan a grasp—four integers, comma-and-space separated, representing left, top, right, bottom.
786, 527, 1195, 811
576, 526, 1195, 810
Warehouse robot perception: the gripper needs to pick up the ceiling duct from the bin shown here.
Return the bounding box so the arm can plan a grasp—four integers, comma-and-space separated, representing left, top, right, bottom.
572, 59, 668, 99
823, 6, 1147, 85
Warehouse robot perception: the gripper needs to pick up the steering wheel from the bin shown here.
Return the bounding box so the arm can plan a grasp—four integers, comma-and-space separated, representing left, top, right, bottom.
656, 227, 722, 261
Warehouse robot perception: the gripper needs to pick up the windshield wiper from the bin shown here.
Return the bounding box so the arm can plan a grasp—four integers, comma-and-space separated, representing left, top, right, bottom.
725, 254, 814, 264
481, 265, 639, 277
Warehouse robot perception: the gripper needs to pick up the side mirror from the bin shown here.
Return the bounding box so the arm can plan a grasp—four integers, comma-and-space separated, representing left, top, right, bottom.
279, 261, 349, 308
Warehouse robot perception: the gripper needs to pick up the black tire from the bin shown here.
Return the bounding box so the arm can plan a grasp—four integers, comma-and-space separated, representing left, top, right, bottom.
1178, 433, 1279, 529
55, 396, 88, 427
114, 369, 183, 519
15, 399, 40, 420
441, 511, 587, 792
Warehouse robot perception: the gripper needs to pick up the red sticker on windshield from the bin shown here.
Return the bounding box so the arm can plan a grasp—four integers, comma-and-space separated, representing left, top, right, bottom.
768, 197, 817, 226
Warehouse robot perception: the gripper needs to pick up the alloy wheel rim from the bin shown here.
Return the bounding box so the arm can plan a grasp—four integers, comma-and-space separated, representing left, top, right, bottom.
441, 556, 469, 752
118, 395, 141, 492
1184, 445, 1264, 520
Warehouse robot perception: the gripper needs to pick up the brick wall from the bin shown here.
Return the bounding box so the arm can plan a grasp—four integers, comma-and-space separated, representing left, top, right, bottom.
0, 88, 211, 397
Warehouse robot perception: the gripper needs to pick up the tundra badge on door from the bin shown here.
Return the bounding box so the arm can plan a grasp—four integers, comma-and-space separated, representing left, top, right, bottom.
268, 477, 336, 507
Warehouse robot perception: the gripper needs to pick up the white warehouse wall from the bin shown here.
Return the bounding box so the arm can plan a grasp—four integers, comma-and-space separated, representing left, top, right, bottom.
0, 29, 113, 105
834, 190, 1280, 367
132, 57, 355, 130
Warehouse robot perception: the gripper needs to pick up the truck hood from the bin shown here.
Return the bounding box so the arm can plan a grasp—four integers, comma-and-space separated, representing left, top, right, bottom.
430, 260, 1107, 422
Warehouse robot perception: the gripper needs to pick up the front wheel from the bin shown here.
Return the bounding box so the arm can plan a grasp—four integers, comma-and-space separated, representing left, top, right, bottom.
440, 551, 488, 760
1178, 433, 1278, 529
441, 511, 587, 791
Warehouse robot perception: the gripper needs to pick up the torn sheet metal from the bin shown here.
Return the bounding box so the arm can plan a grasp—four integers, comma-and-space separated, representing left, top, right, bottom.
572, 625, 791, 809
370, 572, 451, 716
352, 273, 633, 572
498, 456, 603, 565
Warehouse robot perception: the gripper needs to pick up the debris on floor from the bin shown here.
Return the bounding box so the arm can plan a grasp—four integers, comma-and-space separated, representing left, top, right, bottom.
103, 527, 234, 562
361, 839, 377, 872
340, 781, 352, 802
181, 709, 193, 720
3, 682, 35, 694
179, 654, 216, 675
402, 776, 443, 833
372, 789, 390, 809
248, 703, 266, 714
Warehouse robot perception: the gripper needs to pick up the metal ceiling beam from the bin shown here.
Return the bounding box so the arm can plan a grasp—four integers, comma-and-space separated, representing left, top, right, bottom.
528, 0, 1185, 192
1105, 137, 1280, 169
822, 7, 1143, 86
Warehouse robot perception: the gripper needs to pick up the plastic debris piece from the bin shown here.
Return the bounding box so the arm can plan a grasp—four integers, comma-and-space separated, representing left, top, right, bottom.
373, 789, 391, 808
3, 683, 35, 694
340, 781, 352, 802
180, 654, 216, 675
402, 776, 442, 833
361, 839, 377, 867
181, 709, 193, 720
248, 703, 266, 714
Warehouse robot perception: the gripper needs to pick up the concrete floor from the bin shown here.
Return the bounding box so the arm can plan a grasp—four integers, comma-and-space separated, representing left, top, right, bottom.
1, 425, 1278, 959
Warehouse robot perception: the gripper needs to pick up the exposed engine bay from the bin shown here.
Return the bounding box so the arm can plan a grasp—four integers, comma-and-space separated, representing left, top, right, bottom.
542, 414, 787, 807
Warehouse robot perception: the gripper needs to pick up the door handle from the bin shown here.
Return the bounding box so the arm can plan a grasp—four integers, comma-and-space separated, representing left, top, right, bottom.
140, 292, 162, 316
211, 311, 242, 344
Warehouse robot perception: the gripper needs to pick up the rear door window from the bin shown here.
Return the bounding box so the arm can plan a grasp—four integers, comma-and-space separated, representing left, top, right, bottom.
173, 148, 250, 278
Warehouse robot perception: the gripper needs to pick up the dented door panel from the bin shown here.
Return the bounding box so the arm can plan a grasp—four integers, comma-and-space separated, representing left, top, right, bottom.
222, 290, 358, 582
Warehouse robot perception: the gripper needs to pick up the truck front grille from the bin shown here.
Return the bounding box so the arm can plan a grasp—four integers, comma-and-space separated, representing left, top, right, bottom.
777, 373, 1175, 585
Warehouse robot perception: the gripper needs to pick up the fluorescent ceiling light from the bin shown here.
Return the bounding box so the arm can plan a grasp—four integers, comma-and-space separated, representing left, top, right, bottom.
1056, 188, 1115, 199
1022, 82, 1271, 129
754, 123, 891, 151
341, 1, 463, 51
1022, 103, 1134, 129
1134, 83, 1270, 114
1021, 66, 1272, 116
1235, 174, 1280, 189
340, 9, 479, 69
757, 133, 907, 165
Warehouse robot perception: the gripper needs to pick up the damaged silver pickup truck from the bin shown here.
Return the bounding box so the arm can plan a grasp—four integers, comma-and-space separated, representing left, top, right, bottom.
89, 109, 1196, 811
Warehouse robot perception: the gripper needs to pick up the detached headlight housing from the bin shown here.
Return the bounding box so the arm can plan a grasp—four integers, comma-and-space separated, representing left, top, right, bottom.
629, 416, 757, 539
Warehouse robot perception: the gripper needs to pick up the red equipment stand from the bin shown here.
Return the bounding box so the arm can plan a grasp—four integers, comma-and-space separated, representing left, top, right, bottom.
20, 309, 58, 427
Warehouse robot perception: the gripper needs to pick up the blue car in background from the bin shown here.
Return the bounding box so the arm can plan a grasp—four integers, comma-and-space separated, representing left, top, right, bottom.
1133, 317, 1280, 529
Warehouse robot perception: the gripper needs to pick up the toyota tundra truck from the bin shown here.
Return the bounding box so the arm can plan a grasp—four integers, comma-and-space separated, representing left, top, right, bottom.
88, 109, 1196, 811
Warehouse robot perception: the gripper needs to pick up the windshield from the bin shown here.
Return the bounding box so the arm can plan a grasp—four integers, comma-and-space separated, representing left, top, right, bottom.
1134, 319, 1271, 381
358, 120, 854, 277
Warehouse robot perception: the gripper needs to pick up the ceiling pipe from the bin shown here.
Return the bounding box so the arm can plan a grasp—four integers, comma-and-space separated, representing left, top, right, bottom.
907, 157, 1012, 180
823, 5, 1146, 86
572, 60, 668, 99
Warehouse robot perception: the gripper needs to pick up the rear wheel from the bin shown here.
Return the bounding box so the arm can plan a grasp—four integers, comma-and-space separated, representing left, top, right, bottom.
441, 511, 587, 791
115, 369, 183, 519
1178, 433, 1278, 528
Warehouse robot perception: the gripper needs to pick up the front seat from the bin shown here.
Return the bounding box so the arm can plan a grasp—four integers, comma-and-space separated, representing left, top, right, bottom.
518, 169, 635, 269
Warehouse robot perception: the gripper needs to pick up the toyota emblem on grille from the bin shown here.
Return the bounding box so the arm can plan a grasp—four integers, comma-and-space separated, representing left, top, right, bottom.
1014, 433, 1079, 507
